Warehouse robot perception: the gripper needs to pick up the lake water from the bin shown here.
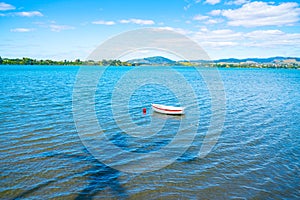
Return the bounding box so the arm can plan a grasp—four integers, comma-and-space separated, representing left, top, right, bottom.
0, 66, 299, 199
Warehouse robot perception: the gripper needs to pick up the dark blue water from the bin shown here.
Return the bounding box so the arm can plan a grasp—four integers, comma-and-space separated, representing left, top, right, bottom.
0, 66, 299, 199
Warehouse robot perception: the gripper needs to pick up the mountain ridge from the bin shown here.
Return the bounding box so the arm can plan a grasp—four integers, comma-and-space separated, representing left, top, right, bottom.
127, 56, 176, 65
127, 56, 300, 64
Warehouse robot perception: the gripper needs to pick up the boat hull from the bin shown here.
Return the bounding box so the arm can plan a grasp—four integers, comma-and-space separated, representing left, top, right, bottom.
152, 104, 184, 115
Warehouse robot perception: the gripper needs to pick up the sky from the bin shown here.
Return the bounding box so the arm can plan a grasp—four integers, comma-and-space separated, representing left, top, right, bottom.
0, 0, 299, 60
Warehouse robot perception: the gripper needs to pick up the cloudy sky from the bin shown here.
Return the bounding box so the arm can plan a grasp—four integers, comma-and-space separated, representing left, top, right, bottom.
0, 0, 299, 60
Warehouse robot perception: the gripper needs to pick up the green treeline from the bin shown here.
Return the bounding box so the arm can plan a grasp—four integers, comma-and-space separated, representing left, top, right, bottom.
0, 57, 133, 66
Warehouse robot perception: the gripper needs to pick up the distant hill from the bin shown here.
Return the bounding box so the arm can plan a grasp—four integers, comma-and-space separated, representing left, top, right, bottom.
127, 56, 176, 65
127, 56, 300, 65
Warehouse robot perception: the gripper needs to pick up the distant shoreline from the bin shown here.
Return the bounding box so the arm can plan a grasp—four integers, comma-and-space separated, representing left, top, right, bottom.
1, 64, 299, 70
0, 56, 299, 69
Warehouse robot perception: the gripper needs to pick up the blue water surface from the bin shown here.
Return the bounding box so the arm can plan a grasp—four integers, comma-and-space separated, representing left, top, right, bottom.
0, 66, 299, 199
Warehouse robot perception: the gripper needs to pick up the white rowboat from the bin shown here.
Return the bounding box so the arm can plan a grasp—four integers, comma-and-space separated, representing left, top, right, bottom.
152, 103, 185, 115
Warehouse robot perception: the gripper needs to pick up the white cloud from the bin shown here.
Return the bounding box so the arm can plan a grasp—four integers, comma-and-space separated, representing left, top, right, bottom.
158, 26, 192, 35
119, 18, 155, 25
0, 2, 15, 11
92, 20, 116, 25
205, 19, 223, 24
194, 28, 242, 43
245, 30, 285, 39
205, 0, 221, 5
193, 14, 223, 24
15, 11, 43, 17
191, 27, 300, 51
184, 0, 202, 11
192, 28, 242, 50
184, 4, 191, 11
226, 0, 250, 5
153, 26, 300, 59
201, 41, 238, 48
10, 28, 33, 32
222, 2, 300, 27
50, 24, 75, 32
200, 27, 209, 32
244, 30, 300, 47
209, 10, 221, 16
193, 14, 210, 21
